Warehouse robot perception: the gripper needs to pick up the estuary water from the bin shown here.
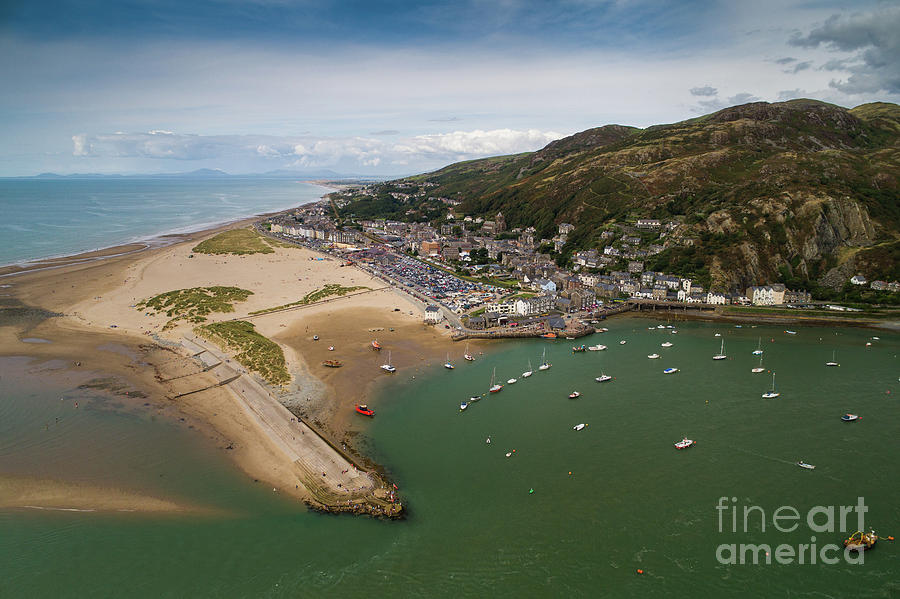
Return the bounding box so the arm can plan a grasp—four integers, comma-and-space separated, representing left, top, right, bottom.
0, 178, 327, 266
1, 319, 898, 597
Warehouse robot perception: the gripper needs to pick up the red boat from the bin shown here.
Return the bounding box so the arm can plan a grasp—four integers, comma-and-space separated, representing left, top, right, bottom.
355, 404, 375, 417
371, 340, 382, 351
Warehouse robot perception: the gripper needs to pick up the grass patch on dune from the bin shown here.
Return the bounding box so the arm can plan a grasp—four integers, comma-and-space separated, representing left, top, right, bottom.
248, 284, 370, 315
197, 320, 290, 385
192, 229, 275, 255
136, 286, 253, 329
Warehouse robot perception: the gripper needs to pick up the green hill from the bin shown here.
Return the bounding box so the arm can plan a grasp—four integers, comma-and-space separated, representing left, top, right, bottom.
347, 100, 900, 296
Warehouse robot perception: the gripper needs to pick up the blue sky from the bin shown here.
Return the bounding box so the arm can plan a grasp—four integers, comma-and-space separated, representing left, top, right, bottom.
1, 0, 897, 176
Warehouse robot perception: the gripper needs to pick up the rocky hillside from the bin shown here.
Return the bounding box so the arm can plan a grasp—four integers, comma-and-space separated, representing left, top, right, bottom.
405, 99, 900, 294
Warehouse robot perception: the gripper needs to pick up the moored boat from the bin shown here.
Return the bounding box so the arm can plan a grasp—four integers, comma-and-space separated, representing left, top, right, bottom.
573, 423, 586, 431
587, 344, 607, 351
459, 401, 468, 411
841, 413, 859, 422
663, 367, 679, 374
712, 338, 726, 360
762, 372, 779, 398
674, 437, 694, 449
463, 342, 474, 361
355, 404, 375, 417
619, 340, 627, 345
489, 367, 503, 393
444, 353, 454, 369
825, 350, 839, 367
522, 360, 533, 378
572, 345, 586, 353
507, 378, 517, 384
538, 348, 551, 371
797, 461, 816, 470
661, 341, 673, 348
595, 373, 612, 382
751, 356, 765, 373
371, 339, 381, 350
752, 337, 763, 355
568, 391, 580, 399
322, 360, 342, 368
648, 353, 660, 359
381, 350, 396, 373
540, 332, 557, 339
843, 530, 878, 551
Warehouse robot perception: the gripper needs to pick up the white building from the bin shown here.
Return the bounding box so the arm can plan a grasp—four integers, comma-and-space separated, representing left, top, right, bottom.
424, 305, 444, 323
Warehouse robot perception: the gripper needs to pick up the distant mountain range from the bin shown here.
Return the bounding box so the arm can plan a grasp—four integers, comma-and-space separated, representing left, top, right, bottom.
357, 99, 900, 295
13, 168, 377, 180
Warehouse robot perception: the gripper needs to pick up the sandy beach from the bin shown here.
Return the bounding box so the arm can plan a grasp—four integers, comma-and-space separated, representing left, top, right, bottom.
0, 220, 460, 514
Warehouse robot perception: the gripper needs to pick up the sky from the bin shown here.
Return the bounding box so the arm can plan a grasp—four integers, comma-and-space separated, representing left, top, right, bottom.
1, 0, 898, 176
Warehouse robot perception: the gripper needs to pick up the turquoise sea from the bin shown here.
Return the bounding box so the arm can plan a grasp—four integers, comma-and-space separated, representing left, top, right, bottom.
0, 178, 327, 266
1, 319, 898, 597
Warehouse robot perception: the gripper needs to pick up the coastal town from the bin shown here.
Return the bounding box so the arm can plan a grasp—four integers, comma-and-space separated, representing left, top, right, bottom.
261, 184, 896, 333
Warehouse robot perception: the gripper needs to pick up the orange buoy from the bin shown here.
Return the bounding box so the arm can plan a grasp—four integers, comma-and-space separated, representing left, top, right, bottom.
636, 569, 644, 575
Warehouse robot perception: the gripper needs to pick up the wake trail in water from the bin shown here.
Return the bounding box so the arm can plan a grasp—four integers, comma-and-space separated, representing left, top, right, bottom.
726, 446, 844, 482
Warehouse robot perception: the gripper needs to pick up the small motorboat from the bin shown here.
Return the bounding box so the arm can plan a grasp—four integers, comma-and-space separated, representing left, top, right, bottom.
355, 404, 375, 417
797, 461, 816, 470
595, 374, 612, 383
657, 324, 665, 329
648, 353, 660, 359
573, 423, 586, 431
841, 413, 860, 422
313, 335, 319, 341
540, 332, 557, 339
619, 340, 627, 345
322, 360, 342, 368
371, 339, 381, 350
486, 437, 491, 444
459, 401, 468, 411
714, 333, 721, 337
663, 367, 679, 374
328, 345, 335, 351
507, 378, 517, 384
866, 342, 872, 347
674, 437, 694, 450
588, 344, 607, 351
568, 391, 581, 399
785, 330, 797, 335
572, 345, 586, 353
661, 342, 673, 348
469, 395, 481, 402
844, 530, 878, 551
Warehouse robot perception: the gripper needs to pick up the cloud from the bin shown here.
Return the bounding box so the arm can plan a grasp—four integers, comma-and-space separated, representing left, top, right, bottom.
428, 116, 461, 122
789, 6, 900, 94
71, 128, 565, 172
370, 130, 400, 136
777, 89, 806, 101
727, 92, 760, 105
789, 61, 812, 74
773, 57, 796, 65
689, 85, 718, 97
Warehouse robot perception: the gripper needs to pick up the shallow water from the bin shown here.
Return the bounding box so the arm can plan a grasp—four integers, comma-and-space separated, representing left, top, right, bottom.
1, 320, 898, 597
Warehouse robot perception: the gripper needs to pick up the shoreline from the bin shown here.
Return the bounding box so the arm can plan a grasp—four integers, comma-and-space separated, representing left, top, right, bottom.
0, 181, 334, 275
0, 214, 445, 516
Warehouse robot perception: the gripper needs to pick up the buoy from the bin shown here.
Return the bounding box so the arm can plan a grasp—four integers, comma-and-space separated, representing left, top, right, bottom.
529, 488, 534, 494
568, 471, 572, 475
636, 569, 644, 575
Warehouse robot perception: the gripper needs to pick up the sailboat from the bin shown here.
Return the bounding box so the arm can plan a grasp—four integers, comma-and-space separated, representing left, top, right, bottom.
463, 342, 475, 362
507, 376, 517, 384
444, 353, 454, 369
826, 350, 840, 367
752, 337, 763, 355
522, 360, 533, 378
538, 348, 551, 371
489, 367, 503, 393
713, 338, 726, 360
751, 356, 764, 373
380, 351, 396, 373
762, 372, 780, 398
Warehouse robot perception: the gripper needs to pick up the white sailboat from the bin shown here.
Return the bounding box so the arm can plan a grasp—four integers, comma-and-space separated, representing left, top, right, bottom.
463, 342, 475, 361
762, 372, 780, 398
444, 353, 454, 369
489, 367, 503, 393
752, 337, 763, 355
713, 338, 726, 360
648, 353, 660, 359
826, 350, 840, 367
507, 376, 517, 384
538, 348, 551, 371
751, 355, 764, 373
661, 341, 673, 348
522, 360, 533, 378
381, 351, 396, 373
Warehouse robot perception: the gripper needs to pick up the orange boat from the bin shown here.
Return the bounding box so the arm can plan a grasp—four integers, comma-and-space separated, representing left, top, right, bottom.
540, 332, 557, 339
371, 340, 382, 350
322, 360, 342, 368
355, 404, 375, 417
